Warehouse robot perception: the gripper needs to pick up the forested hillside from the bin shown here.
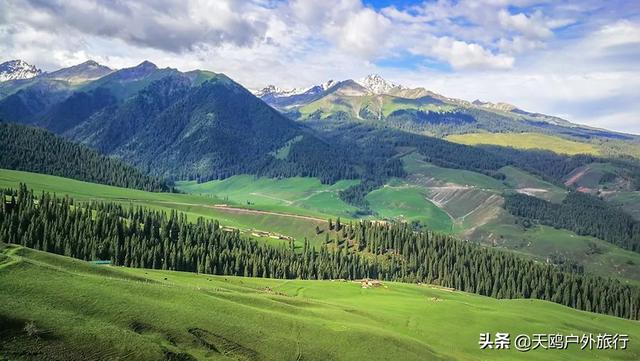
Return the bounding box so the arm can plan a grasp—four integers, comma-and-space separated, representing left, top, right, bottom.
0, 123, 169, 192
109, 76, 343, 182
0, 62, 358, 184
2, 184, 638, 320
505, 192, 640, 252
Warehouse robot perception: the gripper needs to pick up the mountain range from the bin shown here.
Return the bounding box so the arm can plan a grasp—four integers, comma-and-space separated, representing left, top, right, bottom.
1, 59, 639, 183
258, 74, 640, 142
0, 60, 355, 183
2, 59, 635, 142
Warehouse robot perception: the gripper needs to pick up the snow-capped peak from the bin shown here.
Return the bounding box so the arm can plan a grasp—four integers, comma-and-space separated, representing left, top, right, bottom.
255, 80, 338, 98
0, 60, 42, 82
320, 80, 337, 91
356, 74, 405, 94
255, 85, 304, 98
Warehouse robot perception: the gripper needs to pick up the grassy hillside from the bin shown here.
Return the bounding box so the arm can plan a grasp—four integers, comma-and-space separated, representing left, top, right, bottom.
563, 163, 621, 189
446, 133, 601, 156
176, 175, 359, 218
400, 152, 506, 232
403, 152, 506, 189
1, 244, 639, 361
298, 92, 455, 120
0, 169, 330, 246
471, 216, 640, 285
366, 185, 453, 233
606, 192, 640, 221
395, 153, 640, 283
500, 166, 567, 203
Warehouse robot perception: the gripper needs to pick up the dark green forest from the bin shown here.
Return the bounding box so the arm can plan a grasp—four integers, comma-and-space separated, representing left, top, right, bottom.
2, 184, 638, 320
505, 192, 640, 252
0, 123, 169, 192
0, 70, 358, 185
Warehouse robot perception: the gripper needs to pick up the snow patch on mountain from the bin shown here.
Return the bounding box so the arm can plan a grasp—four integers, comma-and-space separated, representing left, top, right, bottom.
255, 80, 338, 98
0, 60, 42, 82
356, 74, 405, 94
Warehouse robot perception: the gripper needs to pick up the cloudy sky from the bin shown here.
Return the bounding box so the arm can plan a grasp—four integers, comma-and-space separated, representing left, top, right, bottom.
1, 0, 639, 133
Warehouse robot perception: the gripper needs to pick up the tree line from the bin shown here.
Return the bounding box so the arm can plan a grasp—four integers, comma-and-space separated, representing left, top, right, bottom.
0, 123, 170, 192
505, 192, 640, 252
1, 184, 638, 320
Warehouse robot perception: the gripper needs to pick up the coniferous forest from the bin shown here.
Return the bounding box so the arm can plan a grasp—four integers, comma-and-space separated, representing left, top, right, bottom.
2, 184, 638, 320
505, 192, 640, 252
0, 123, 170, 192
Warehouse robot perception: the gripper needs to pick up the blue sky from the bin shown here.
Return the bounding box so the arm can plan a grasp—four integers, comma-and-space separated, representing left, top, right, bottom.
1, 0, 639, 133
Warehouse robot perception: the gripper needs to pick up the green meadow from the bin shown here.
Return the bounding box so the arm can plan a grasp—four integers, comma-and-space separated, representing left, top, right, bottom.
1, 244, 639, 361
446, 132, 601, 156
176, 175, 359, 218
3, 167, 640, 285
366, 185, 453, 233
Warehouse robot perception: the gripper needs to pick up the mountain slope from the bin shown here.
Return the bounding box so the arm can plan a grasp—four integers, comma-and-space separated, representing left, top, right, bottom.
111, 74, 304, 180
65, 66, 355, 182
0, 123, 169, 191
42, 60, 113, 83
0, 79, 73, 124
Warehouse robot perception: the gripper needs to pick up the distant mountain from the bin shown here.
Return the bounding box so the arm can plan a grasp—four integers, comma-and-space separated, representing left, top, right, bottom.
253, 80, 337, 109
258, 74, 636, 141
43, 60, 113, 83
471, 99, 572, 127
0, 60, 113, 122
0, 60, 42, 82
0, 60, 169, 127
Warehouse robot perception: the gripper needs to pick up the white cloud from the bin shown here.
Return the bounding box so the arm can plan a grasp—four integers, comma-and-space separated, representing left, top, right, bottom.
329, 8, 392, 58
291, 0, 392, 58
588, 20, 640, 50
4, 0, 268, 53
498, 10, 552, 39
410, 36, 515, 70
